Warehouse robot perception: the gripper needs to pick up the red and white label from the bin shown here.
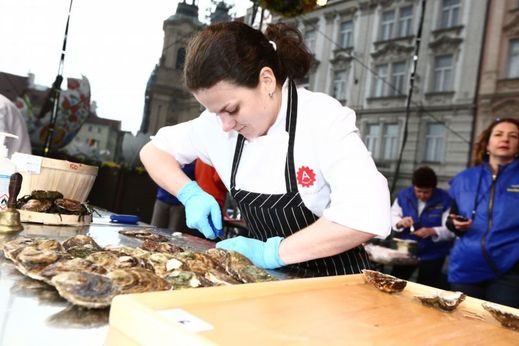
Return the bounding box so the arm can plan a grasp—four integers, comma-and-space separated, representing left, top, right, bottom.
296, 166, 316, 188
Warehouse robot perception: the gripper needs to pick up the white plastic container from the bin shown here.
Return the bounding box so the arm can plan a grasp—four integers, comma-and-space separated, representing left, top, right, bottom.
0, 132, 18, 211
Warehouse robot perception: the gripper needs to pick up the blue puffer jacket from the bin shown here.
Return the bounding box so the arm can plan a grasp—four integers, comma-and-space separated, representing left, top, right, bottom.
448, 160, 519, 284
396, 187, 453, 261
156, 162, 196, 205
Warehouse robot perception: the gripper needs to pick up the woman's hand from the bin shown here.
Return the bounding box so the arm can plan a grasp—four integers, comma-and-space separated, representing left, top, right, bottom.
449, 214, 472, 232
411, 227, 437, 238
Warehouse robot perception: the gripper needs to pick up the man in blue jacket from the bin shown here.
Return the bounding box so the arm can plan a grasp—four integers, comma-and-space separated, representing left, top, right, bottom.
390, 166, 453, 289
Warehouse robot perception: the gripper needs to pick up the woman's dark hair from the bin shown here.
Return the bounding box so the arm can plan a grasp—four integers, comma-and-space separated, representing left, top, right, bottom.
184, 21, 312, 91
472, 117, 519, 166
412, 166, 437, 188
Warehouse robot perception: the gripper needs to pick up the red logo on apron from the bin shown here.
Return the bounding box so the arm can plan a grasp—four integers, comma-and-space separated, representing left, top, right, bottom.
296, 166, 316, 188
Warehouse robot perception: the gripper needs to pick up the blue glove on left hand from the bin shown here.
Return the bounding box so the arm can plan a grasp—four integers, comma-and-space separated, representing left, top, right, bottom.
177, 181, 223, 239
216, 236, 285, 269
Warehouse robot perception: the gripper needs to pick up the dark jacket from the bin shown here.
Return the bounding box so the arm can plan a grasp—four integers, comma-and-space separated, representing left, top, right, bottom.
396, 186, 452, 261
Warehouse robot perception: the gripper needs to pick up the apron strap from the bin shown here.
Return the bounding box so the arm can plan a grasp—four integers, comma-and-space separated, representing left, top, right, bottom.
284, 79, 299, 193
230, 79, 299, 193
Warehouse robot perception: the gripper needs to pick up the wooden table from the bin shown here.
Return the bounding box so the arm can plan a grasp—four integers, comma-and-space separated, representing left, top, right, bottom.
107, 274, 518, 345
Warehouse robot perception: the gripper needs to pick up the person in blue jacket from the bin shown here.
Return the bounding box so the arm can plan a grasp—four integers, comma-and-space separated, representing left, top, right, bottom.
390, 166, 453, 289
150, 161, 196, 233
447, 118, 519, 308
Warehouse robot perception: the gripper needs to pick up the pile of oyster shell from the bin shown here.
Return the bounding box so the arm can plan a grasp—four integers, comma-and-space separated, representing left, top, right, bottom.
3, 234, 276, 309
16, 190, 91, 216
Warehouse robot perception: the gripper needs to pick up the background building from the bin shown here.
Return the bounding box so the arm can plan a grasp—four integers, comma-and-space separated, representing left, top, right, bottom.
142, 1, 236, 135
475, 0, 519, 148
278, 0, 487, 193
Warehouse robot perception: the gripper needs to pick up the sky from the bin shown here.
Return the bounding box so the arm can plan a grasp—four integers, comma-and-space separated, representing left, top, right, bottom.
0, 0, 250, 134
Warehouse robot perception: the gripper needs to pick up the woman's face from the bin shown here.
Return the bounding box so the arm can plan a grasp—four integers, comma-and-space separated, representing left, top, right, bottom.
193, 80, 279, 140
487, 121, 519, 162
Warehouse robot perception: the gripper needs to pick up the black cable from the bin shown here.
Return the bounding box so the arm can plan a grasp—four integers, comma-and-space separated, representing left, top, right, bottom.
42, 0, 74, 156
390, 0, 426, 194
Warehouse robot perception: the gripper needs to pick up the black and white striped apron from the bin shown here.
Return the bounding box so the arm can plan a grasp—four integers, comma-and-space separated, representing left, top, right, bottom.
230, 80, 370, 277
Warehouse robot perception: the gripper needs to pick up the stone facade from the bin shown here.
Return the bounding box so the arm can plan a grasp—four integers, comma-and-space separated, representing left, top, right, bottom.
475, 0, 519, 152
143, 1, 204, 135
278, 0, 487, 193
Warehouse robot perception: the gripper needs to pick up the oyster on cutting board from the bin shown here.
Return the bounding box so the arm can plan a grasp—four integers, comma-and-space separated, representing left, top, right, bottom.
415, 291, 466, 311
362, 269, 407, 293
482, 302, 519, 331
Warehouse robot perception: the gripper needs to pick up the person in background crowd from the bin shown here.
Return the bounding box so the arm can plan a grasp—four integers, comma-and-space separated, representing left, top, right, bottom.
0, 94, 31, 157
390, 166, 453, 289
150, 161, 195, 233
140, 21, 391, 277
447, 118, 519, 308
195, 159, 227, 211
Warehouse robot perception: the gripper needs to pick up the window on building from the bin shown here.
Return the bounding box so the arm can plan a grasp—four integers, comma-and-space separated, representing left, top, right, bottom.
380, 10, 395, 41
382, 124, 399, 160
332, 70, 347, 101
398, 6, 413, 37
440, 0, 461, 28
305, 29, 316, 54
390, 61, 406, 96
339, 20, 353, 48
88, 125, 93, 132
176, 48, 186, 70
374, 64, 388, 97
374, 62, 407, 97
365, 124, 381, 159
424, 123, 445, 162
432, 54, 454, 92
507, 39, 519, 78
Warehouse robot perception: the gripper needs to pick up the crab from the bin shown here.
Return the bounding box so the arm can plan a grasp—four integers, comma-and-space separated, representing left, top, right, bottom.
16, 190, 94, 221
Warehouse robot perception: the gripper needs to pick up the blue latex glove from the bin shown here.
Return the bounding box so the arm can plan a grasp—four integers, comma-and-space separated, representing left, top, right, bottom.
177, 181, 223, 239
216, 236, 285, 269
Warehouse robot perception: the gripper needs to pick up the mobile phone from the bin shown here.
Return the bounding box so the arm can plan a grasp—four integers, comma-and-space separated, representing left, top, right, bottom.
454, 215, 469, 222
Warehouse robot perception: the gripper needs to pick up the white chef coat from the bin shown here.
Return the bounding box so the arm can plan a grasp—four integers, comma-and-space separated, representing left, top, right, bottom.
152, 81, 391, 237
0, 94, 31, 158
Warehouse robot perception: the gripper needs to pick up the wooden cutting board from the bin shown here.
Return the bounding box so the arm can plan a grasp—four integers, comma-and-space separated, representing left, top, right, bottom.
107, 274, 518, 345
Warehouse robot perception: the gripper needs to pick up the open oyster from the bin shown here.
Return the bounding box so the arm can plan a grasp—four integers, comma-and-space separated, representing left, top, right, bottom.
164, 271, 213, 289
85, 251, 146, 271
51, 271, 119, 309
482, 302, 519, 331
415, 291, 466, 311
362, 269, 407, 293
